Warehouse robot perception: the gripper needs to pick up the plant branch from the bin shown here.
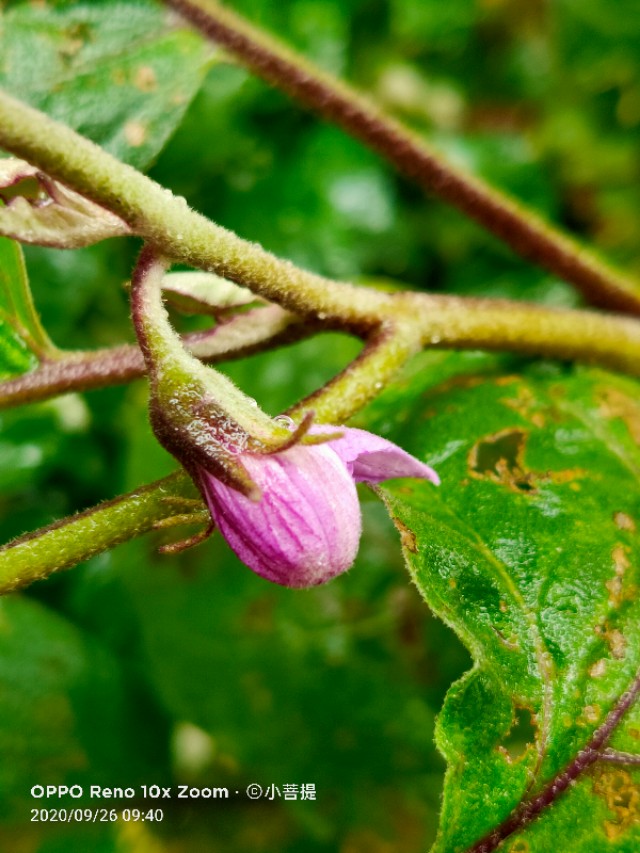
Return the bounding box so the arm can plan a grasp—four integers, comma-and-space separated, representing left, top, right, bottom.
0, 305, 306, 409
5, 290, 640, 590
3, 292, 640, 410
401, 292, 640, 376
163, 0, 640, 317
1, 89, 640, 390
600, 748, 640, 766
465, 667, 640, 853
288, 320, 422, 424
0, 89, 389, 331
0, 472, 198, 594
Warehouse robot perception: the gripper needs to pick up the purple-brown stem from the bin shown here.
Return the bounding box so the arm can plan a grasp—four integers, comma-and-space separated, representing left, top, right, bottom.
163, 0, 640, 316
465, 667, 640, 853
600, 748, 640, 766
0, 305, 307, 409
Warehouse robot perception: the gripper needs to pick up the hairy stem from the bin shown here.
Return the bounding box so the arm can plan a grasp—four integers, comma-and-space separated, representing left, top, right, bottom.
289, 320, 424, 424
0, 89, 388, 330
0, 472, 198, 594
163, 0, 640, 316
0, 305, 305, 409
401, 292, 640, 376
5, 290, 640, 589
1, 88, 640, 390
3, 293, 640, 410
600, 748, 640, 765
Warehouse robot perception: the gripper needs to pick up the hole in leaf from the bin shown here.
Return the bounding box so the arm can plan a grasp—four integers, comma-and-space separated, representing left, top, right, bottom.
469, 428, 535, 493
501, 705, 537, 762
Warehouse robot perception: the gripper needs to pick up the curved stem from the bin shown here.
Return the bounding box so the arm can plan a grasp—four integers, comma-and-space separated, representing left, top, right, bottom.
6, 291, 640, 590
288, 319, 423, 423
0, 89, 388, 330
163, 0, 640, 316
3, 294, 640, 410
0, 304, 305, 409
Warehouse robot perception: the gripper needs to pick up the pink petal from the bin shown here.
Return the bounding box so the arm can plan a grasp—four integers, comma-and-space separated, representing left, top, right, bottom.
200, 442, 362, 588
314, 426, 440, 486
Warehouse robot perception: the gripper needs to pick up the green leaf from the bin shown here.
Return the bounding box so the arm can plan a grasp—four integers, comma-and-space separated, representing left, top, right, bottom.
0, 594, 169, 821
0, 1, 214, 170
359, 352, 640, 852
0, 235, 54, 376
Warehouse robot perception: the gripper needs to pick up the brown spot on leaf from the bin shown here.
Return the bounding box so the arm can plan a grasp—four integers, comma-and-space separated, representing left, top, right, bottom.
596, 623, 628, 660
598, 387, 640, 445
58, 22, 92, 61
124, 120, 147, 147
581, 704, 602, 725
615, 511, 636, 532
111, 68, 127, 86
607, 544, 636, 608
548, 467, 588, 485
499, 384, 546, 428
593, 767, 640, 840
494, 375, 520, 387
606, 576, 624, 608
508, 841, 530, 853
431, 373, 490, 397
134, 65, 157, 92
589, 659, 608, 678
396, 485, 414, 495
613, 544, 631, 576
393, 519, 417, 553
469, 428, 536, 493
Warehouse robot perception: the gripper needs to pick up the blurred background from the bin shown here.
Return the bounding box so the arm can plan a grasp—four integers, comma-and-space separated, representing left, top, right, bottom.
1, 0, 639, 850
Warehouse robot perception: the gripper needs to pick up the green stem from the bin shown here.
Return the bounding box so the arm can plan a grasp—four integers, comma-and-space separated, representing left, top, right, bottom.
3, 293, 640, 410
0, 89, 387, 330
289, 320, 422, 423
289, 293, 640, 422
0, 472, 197, 594
401, 292, 640, 376
131, 246, 282, 440
6, 291, 640, 592
163, 0, 640, 316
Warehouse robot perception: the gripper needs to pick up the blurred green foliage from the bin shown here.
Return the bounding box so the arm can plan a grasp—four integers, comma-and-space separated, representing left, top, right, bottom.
1, 0, 640, 851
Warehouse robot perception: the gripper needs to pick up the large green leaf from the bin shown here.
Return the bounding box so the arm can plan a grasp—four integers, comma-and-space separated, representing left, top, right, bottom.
358, 352, 640, 852
0, 1, 213, 170
0, 235, 53, 377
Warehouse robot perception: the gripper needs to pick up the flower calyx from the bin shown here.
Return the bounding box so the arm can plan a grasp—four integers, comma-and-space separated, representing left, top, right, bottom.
131, 247, 304, 501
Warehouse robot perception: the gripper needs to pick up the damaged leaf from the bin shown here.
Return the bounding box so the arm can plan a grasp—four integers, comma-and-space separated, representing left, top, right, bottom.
0, 0, 214, 170
358, 351, 640, 852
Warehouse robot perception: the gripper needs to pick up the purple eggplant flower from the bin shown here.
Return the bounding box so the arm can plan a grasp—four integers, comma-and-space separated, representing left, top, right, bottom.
198, 426, 439, 588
